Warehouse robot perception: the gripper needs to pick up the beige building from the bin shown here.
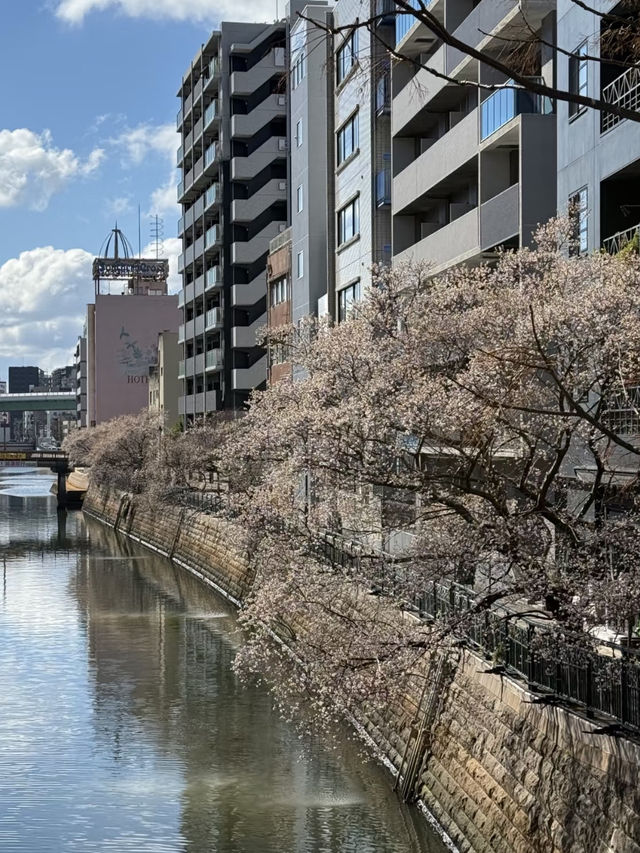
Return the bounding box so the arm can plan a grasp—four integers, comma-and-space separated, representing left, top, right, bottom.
149, 331, 180, 429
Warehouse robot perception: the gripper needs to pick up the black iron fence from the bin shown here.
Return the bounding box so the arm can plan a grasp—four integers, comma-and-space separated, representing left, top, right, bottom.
318, 530, 640, 733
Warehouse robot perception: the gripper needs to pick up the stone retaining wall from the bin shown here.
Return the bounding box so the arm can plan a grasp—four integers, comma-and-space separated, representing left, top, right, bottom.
84, 484, 640, 853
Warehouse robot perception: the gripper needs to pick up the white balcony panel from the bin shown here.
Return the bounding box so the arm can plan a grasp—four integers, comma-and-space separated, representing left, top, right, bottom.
194, 274, 205, 298
182, 318, 195, 340
230, 137, 285, 181
231, 179, 286, 223
205, 348, 223, 371
393, 110, 478, 215
394, 208, 480, 274
232, 222, 284, 265
230, 95, 286, 137
232, 312, 266, 349
194, 314, 205, 336
194, 353, 205, 374
230, 49, 284, 96
232, 355, 267, 391
231, 271, 266, 307
205, 307, 223, 330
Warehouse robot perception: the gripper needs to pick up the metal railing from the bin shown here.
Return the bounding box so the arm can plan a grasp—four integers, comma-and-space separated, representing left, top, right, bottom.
205, 142, 218, 168
205, 183, 220, 208
318, 530, 640, 732
206, 265, 222, 287
204, 99, 219, 128
481, 80, 553, 140
396, 0, 420, 44
205, 348, 223, 370
205, 225, 221, 248
602, 222, 640, 255
269, 226, 292, 254
205, 308, 223, 329
601, 67, 640, 133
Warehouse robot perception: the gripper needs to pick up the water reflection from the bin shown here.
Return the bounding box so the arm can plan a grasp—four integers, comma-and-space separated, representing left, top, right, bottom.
0, 468, 449, 853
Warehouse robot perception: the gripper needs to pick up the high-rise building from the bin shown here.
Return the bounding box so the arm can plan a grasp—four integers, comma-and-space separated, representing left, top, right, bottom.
8, 366, 45, 440
177, 20, 291, 420
76, 228, 179, 427
390, 0, 556, 274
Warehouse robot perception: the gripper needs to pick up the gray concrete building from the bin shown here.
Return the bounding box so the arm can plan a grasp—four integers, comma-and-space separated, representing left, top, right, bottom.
177, 22, 289, 418
391, 0, 557, 274
557, 0, 640, 254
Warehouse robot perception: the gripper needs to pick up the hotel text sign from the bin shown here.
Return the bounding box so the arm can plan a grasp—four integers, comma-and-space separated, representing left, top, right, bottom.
92, 258, 168, 281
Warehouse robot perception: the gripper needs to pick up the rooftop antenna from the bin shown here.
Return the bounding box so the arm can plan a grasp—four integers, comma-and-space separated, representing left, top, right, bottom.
149, 215, 164, 260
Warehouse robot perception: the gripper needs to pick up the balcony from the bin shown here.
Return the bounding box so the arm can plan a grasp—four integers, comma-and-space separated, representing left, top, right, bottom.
480, 183, 519, 250
232, 355, 267, 390
177, 145, 183, 166
206, 265, 223, 289
230, 94, 286, 137
395, 0, 420, 44
205, 307, 223, 330
205, 183, 221, 209
231, 271, 267, 307
205, 348, 223, 371
194, 314, 205, 336
602, 68, 640, 133
232, 312, 266, 349
176, 106, 183, 129
205, 225, 222, 249
177, 181, 184, 201
602, 223, 640, 254
204, 141, 219, 169
232, 222, 284, 265
230, 178, 286, 222
481, 83, 553, 141
205, 57, 220, 90
204, 99, 220, 129
230, 48, 285, 96
394, 207, 480, 273
178, 360, 185, 378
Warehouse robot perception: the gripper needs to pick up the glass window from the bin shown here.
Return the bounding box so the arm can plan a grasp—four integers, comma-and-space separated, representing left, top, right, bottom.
291, 26, 306, 90
569, 187, 588, 255
297, 250, 304, 279
569, 42, 588, 118
337, 196, 360, 246
337, 113, 359, 165
297, 184, 303, 213
336, 31, 357, 85
296, 118, 303, 147
338, 280, 361, 323
270, 277, 289, 306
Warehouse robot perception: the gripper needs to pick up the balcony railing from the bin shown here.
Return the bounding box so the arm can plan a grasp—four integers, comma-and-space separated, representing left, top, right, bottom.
205, 183, 220, 209
602, 223, 640, 255
176, 145, 183, 166
205, 142, 218, 168
206, 265, 222, 288
395, 0, 420, 44
177, 181, 184, 200
176, 106, 183, 128
602, 67, 640, 132
376, 168, 391, 206
603, 386, 640, 435
205, 307, 223, 329
480, 80, 553, 140
178, 360, 186, 378
205, 225, 221, 248
204, 99, 219, 128
209, 57, 220, 79
206, 348, 223, 370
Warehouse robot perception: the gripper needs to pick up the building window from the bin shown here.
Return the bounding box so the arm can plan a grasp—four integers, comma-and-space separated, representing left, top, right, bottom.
569, 42, 588, 118
296, 118, 303, 147
297, 184, 303, 213
270, 276, 289, 306
337, 31, 357, 85
338, 280, 361, 323
569, 187, 588, 255
337, 196, 360, 246
297, 250, 304, 279
337, 112, 359, 166
291, 27, 306, 90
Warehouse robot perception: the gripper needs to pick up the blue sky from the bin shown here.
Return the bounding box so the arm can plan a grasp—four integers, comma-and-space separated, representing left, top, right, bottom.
0, 0, 275, 382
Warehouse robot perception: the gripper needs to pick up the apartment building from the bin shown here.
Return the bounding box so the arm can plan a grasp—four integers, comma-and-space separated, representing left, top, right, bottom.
332, 0, 393, 318
557, 0, 640, 254
391, 0, 557, 274
148, 331, 180, 429
177, 22, 290, 419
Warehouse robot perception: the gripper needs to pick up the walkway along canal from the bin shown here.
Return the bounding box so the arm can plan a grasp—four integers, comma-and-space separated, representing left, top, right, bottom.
0, 466, 448, 853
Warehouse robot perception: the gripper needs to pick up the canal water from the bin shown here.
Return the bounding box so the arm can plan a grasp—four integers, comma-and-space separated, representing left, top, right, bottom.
0, 468, 449, 853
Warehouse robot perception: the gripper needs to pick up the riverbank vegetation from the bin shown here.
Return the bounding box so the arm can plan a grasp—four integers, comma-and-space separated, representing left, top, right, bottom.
65, 219, 640, 727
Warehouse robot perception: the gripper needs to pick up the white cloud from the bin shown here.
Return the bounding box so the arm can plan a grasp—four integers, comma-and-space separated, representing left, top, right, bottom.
140, 236, 181, 294
0, 247, 92, 373
0, 129, 104, 211
56, 0, 275, 24
106, 195, 133, 216
111, 123, 176, 167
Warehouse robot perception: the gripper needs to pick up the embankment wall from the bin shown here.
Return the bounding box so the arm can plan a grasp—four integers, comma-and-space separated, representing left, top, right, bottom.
84, 484, 640, 853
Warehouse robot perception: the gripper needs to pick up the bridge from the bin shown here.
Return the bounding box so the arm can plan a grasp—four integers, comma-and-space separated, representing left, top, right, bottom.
0, 450, 77, 508
0, 392, 76, 412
